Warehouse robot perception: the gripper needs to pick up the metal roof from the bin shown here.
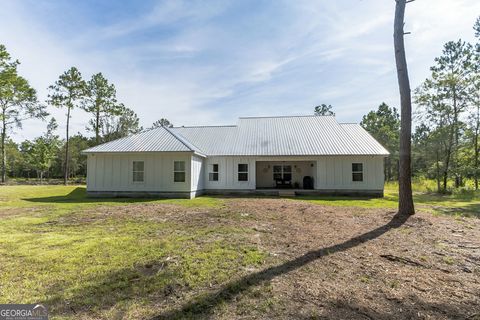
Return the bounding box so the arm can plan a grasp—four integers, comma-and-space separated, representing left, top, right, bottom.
83, 126, 202, 154
173, 116, 389, 156
84, 116, 389, 156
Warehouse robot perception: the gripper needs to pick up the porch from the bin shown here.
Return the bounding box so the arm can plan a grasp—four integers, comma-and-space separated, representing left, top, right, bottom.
255, 160, 316, 190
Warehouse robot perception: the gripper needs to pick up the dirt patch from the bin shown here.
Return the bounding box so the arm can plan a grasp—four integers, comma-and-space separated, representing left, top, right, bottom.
146, 198, 480, 320
23, 197, 480, 319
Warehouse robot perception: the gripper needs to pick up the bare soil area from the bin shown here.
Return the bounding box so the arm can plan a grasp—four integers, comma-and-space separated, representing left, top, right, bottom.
3, 194, 480, 319
120, 198, 480, 319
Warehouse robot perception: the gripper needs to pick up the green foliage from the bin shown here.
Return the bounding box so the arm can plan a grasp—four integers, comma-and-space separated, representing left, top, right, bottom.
47, 67, 86, 113
55, 134, 90, 178
361, 102, 400, 181
47, 67, 87, 184
101, 104, 142, 142
414, 38, 475, 192
0, 44, 46, 182
20, 118, 60, 181
151, 118, 173, 128
313, 104, 335, 116
474, 16, 480, 39
82, 73, 121, 144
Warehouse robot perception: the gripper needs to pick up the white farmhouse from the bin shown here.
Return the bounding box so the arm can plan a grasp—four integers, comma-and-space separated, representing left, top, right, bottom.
83, 115, 389, 198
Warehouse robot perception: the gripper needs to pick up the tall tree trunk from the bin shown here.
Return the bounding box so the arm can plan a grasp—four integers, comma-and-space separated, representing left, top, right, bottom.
64, 105, 71, 185
442, 127, 454, 192
435, 150, 441, 193
1, 109, 6, 184
475, 106, 479, 190
394, 0, 415, 215
95, 106, 100, 144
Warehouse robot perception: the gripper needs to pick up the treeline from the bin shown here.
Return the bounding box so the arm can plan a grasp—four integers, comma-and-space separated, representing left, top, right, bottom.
2, 17, 479, 191
0, 45, 173, 183
359, 17, 480, 193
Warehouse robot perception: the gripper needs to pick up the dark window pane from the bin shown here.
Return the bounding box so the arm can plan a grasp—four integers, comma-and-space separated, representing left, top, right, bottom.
352, 172, 363, 181
273, 173, 282, 180
174, 161, 185, 171
133, 171, 144, 182
238, 172, 248, 181
213, 164, 218, 172
283, 173, 292, 181
174, 172, 186, 182
238, 164, 248, 172
273, 165, 282, 173
209, 172, 219, 181
283, 165, 292, 173
133, 161, 144, 171
352, 163, 363, 172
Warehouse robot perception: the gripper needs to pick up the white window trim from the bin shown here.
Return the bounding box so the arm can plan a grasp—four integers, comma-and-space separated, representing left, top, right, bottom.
132, 160, 145, 184
352, 162, 364, 182
237, 163, 249, 182
209, 163, 219, 182
173, 160, 186, 183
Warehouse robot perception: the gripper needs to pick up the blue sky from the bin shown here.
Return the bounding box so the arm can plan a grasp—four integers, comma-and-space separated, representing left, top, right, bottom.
1, 0, 480, 141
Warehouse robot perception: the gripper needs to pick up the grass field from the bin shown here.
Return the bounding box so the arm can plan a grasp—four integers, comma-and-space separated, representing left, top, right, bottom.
297, 181, 480, 217
0, 184, 479, 319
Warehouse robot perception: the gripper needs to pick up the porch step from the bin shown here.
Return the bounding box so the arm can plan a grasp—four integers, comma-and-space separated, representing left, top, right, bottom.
278, 190, 296, 197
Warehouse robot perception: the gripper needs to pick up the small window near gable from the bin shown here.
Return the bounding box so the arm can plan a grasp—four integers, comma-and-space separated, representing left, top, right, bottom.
132, 161, 144, 183
352, 163, 363, 182
174, 161, 186, 182
238, 163, 248, 181
209, 164, 219, 181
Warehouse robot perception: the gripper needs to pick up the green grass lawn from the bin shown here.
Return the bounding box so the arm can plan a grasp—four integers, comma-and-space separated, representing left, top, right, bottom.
296, 181, 480, 217
0, 186, 261, 319
0, 184, 478, 319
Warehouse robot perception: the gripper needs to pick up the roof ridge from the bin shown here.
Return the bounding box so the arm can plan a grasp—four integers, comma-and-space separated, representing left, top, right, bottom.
239, 115, 334, 119
163, 126, 206, 156
172, 125, 237, 128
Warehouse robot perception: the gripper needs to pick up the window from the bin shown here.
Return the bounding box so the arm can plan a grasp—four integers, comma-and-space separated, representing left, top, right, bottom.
238, 163, 248, 181
352, 163, 363, 182
273, 165, 292, 181
174, 161, 186, 182
209, 164, 219, 181
132, 161, 144, 183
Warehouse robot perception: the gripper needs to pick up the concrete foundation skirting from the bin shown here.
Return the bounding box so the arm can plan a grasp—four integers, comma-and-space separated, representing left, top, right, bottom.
204, 189, 384, 197
87, 191, 195, 199
87, 189, 383, 199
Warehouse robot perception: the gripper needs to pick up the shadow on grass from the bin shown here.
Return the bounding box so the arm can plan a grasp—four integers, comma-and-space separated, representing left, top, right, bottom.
23, 187, 159, 204
432, 202, 480, 218
148, 211, 411, 319
44, 260, 181, 317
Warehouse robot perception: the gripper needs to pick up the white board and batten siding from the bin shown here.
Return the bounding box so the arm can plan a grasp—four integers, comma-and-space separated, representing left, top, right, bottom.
203, 156, 256, 190
316, 156, 384, 191
86, 152, 195, 196
203, 155, 384, 192
190, 155, 205, 195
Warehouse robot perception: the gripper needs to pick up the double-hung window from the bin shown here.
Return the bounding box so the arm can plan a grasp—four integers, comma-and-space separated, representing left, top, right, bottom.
352, 163, 363, 182
209, 164, 219, 181
238, 164, 248, 181
174, 161, 186, 182
132, 161, 144, 183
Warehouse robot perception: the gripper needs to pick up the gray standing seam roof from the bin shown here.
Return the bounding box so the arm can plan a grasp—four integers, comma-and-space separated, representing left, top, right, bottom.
82, 126, 201, 154
83, 115, 389, 156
